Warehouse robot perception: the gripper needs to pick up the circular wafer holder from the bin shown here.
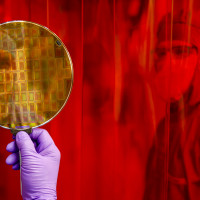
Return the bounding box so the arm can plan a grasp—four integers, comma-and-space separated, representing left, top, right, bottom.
0, 20, 73, 133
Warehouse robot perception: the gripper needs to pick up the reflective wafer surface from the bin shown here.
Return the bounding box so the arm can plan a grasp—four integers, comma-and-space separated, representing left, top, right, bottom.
0, 21, 73, 129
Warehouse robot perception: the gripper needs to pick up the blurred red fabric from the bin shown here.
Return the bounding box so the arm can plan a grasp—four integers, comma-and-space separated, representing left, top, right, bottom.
0, 0, 154, 199
1, 0, 200, 200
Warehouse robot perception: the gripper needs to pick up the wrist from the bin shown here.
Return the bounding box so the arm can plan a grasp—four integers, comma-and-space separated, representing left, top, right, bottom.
23, 194, 57, 200
22, 189, 57, 200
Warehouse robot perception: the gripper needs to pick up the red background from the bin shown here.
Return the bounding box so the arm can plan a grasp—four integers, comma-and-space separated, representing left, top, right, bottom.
0, 0, 187, 199
0, 0, 154, 199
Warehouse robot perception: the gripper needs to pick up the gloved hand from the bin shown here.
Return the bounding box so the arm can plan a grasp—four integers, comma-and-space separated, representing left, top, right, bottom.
6, 128, 61, 200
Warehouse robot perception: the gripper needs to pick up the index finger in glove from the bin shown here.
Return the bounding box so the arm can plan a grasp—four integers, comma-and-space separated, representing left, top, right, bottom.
6, 141, 19, 153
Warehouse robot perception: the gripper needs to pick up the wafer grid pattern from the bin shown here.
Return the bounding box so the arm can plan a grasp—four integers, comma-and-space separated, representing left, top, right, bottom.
0, 22, 72, 128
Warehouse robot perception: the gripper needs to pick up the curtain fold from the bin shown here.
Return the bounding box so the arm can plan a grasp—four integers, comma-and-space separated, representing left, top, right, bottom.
1, 0, 200, 199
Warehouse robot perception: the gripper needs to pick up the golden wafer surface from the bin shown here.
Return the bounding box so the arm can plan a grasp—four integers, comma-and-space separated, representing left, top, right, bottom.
0, 21, 73, 129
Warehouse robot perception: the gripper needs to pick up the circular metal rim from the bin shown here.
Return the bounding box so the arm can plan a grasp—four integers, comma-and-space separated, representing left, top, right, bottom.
0, 20, 74, 130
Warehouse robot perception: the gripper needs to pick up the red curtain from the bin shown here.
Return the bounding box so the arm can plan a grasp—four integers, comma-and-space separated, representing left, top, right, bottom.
1, 0, 200, 199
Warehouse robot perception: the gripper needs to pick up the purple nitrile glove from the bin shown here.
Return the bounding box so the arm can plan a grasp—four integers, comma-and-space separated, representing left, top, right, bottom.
6, 128, 61, 200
